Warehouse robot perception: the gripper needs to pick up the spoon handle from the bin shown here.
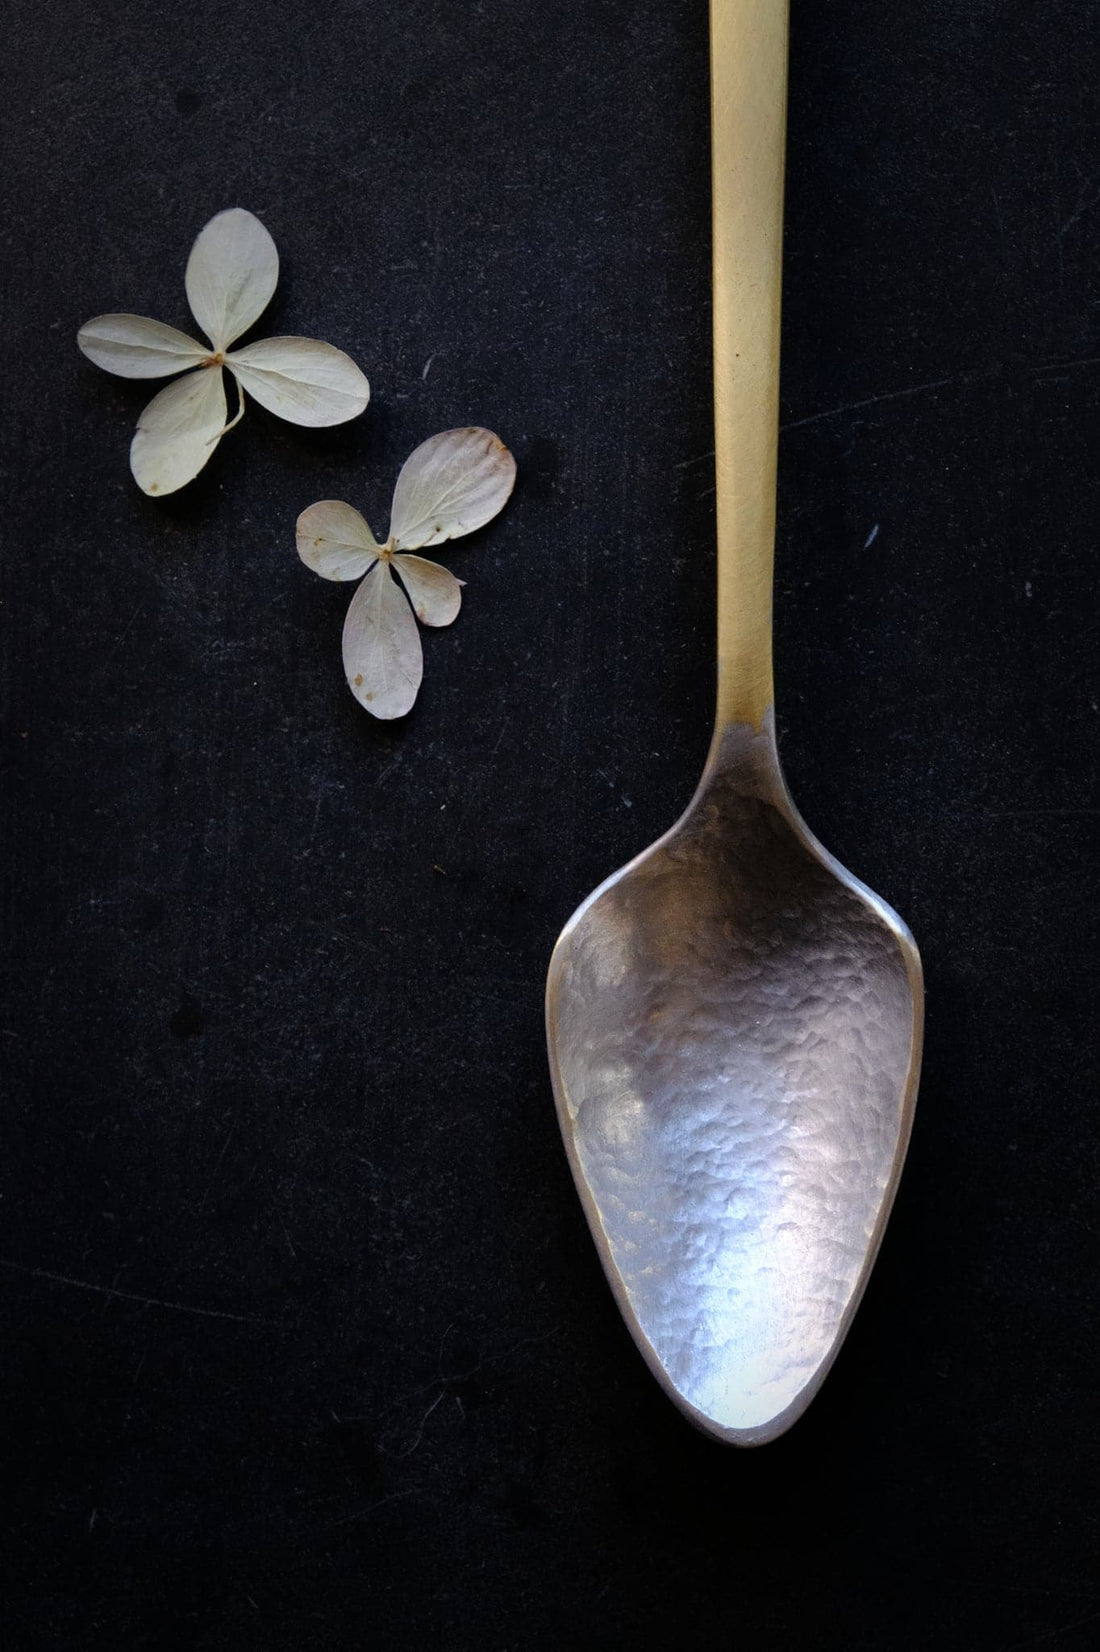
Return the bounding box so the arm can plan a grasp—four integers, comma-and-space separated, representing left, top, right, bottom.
710, 0, 789, 733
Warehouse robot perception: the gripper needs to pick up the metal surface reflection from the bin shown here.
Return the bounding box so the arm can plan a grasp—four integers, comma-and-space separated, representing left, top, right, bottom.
547, 719, 922, 1443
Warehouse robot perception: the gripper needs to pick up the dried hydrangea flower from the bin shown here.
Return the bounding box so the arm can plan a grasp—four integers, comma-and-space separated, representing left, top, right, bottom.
77, 208, 370, 496
297, 427, 516, 719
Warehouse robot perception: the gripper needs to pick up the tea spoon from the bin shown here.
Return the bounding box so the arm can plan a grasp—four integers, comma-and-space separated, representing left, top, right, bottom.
545, 0, 923, 1446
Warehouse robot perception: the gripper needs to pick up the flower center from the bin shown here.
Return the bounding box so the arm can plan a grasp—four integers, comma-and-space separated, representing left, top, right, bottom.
203, 351, 226, 368
378, 537, 397, 562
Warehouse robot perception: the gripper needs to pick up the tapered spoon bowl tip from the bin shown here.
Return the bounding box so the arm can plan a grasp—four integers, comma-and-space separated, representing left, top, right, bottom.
546, 717, 923, 1444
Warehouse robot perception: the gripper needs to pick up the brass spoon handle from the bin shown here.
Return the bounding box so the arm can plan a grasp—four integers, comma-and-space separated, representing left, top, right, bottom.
710, 0, 790, 732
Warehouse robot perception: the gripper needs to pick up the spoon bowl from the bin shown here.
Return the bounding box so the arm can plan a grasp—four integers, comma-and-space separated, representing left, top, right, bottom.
547, 716, 922, 1444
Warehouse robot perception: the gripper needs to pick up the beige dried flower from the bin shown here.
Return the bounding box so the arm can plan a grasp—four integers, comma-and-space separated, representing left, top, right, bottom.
78, 208, 370, 495
297, 428, 516, 718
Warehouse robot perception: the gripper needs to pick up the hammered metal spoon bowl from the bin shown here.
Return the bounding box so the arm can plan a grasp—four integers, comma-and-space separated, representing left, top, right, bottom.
545, 0, 923, 1446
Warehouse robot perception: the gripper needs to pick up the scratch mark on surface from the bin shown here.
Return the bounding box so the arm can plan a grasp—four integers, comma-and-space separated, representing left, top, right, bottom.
1058, 175, 1100, 240
864, 524, 880, 548
0, 1259, 268, 1324
391, 1389, 445, 1458
785, 353, 1100, 434
1037, 353, 1100, 372
781, 368, 997, 431
596, 768, 633, 809
995, 1606, 1100, 1651
958, 807, 1099, 819
373, 752, 405, 791
199, 1123, 236, 1210
122, 1348, 149, 1430
306, 790, 326, 850
324, 1489, 416, 1529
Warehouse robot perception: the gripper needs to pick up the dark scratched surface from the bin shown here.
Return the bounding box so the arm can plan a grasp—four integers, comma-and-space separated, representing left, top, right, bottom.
1, 1, 1098, 1646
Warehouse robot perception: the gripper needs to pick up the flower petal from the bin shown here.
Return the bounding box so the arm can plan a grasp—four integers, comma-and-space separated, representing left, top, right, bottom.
129, 367, 227, 496
389, 427, 516, 551
392, 554, 463, 627
342, 562, 422, 719
296, 501, 381, 582
185, 208, 279, 351
77, 313, 208, 378
226, 338, 370, 426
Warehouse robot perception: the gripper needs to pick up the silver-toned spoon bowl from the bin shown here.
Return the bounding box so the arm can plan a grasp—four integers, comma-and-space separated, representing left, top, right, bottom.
545, 0, 923, 1445
547, 716, 922, 1444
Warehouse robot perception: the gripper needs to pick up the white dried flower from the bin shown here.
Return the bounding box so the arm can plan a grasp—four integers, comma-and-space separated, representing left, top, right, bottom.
297, 427, 516, 719
78, 208, 370, 496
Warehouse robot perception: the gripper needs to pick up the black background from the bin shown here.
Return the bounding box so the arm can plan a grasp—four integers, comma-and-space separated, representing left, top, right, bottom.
2, 1, 1098, 1647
